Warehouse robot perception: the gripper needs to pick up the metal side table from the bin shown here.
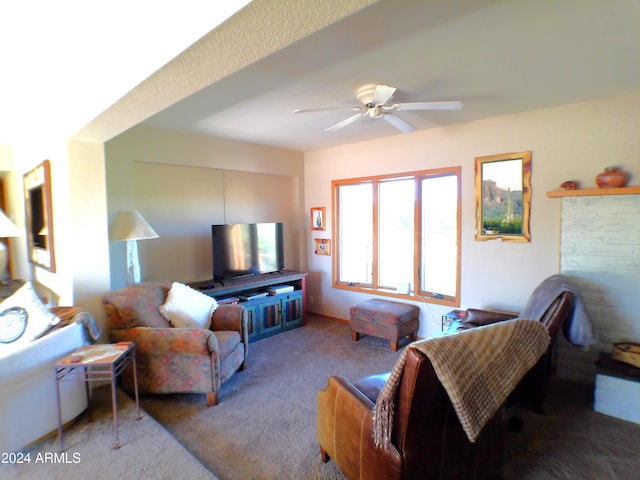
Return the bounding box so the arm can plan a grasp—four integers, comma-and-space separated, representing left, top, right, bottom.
54, 341, 140, 449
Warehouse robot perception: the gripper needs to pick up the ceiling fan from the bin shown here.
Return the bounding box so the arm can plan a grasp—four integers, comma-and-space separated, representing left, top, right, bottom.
294, 84, 462, 133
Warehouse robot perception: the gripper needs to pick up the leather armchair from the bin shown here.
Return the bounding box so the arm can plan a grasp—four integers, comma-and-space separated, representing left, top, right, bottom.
103, 280, 248, 406
452, 279, 576, 414
317, 347, 506, 480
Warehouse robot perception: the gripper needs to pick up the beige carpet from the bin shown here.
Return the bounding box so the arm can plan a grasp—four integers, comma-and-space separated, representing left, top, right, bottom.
139, 315, 640, 480
5, 385, 216, 480
141, 315, 402, 480
13, 315, 640, 479
504, 380, 640, 479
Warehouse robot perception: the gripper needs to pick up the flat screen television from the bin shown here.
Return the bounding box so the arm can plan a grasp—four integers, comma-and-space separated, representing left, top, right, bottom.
212, 222, 284, 280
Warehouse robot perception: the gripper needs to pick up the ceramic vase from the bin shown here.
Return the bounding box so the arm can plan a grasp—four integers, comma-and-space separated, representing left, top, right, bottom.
595, 167, 629, 188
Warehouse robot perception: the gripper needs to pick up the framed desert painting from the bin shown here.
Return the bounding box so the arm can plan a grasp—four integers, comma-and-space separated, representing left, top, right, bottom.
310, 207, 326, 231
475, 151, 531, 242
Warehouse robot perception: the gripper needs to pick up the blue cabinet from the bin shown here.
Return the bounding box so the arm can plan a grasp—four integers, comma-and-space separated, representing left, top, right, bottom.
190, 271, 307, 343
281, 291, 303, 330
242, 290, 303, 341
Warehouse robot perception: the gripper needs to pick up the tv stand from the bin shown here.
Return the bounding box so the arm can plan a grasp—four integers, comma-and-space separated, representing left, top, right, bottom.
189, 270, 307, 342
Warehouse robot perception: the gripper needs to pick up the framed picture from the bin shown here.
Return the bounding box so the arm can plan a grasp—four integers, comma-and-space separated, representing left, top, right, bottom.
314, 238, 331, 256
310, 207, 326, 231
24, 160, 56, 271
474, 151, 531, 242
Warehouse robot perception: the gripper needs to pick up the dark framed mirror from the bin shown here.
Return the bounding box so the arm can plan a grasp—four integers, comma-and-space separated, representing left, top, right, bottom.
24, 160, 56, 271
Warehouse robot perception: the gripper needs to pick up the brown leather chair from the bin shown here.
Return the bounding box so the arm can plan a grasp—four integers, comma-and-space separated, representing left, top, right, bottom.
317, 347, 506, 480
453, 282, 576, 414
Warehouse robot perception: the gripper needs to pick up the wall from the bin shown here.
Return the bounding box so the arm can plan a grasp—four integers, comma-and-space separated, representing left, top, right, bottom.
0, 141, 110, 331
105, 126, 305, 290
66, 140, 111, 316
5, 142, 74, 304
0, 144, 21, 282
304, 93, 640, 348
0, 145, 13, 170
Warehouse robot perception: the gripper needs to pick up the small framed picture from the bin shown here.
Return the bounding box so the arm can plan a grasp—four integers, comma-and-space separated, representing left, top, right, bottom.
310, 207, 326, 231
314, 238, 331, 256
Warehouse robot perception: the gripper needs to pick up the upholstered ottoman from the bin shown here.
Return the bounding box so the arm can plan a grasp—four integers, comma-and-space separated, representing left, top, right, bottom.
349, 299, 419, 351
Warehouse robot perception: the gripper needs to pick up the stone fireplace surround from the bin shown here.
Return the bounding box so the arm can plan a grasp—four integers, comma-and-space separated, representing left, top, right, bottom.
550, 188, 640, 385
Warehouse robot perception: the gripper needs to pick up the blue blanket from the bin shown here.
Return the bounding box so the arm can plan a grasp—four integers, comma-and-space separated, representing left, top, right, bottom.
520, 274, 598, 347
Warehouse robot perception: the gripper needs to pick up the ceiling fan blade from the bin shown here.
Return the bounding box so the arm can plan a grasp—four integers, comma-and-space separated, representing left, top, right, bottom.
388, 101, 463, 111
372, 84, 396, 105
325, 112, 367, 132
294, 106, 361, 114
382, 113, 416, 133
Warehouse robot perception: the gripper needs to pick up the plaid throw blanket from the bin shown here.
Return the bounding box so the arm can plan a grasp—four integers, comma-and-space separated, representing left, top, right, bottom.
373, 318, 549, 448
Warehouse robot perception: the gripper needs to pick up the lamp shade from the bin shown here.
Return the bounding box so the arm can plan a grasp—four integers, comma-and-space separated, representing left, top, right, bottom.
0, 210, 21, 238
109, 210, 159, 241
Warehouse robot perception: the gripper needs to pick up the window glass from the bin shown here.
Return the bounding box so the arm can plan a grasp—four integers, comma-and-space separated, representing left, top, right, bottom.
421, 175, 458, 297
333, 167, 460, 305
338, 183, 372, 284
378, 178, 414, 289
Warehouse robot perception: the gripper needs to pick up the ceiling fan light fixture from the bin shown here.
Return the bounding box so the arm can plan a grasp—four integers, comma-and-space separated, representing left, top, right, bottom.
355, 84, 379, 105
369, 105, 383, 119
296, 83, 462, 134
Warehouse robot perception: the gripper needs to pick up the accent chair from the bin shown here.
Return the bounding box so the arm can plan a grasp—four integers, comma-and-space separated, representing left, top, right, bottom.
450, 274, 598, 414
317, 319, 549, 479
102, 280, 248, 406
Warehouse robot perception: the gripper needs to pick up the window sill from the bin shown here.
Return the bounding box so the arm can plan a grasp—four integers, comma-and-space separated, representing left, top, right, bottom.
333, 283, 459, 307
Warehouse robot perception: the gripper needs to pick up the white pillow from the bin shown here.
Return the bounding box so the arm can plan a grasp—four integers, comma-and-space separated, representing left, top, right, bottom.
159, 282, 218, 329
0, 281, 60, 346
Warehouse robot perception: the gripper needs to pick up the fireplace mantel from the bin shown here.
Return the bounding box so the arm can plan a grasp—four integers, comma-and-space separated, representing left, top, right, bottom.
547, 186, 640, 198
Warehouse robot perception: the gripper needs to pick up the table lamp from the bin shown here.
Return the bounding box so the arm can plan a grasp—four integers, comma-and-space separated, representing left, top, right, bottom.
0, 210, 21, 284
109, 210, 159, 284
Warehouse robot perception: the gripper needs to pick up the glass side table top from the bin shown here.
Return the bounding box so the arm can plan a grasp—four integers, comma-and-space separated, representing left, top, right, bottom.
55, 341, 139, 450
56, 342, 134, 366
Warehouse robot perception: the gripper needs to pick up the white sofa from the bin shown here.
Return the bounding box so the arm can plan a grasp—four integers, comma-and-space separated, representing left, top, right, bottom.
0, 306, 100, 453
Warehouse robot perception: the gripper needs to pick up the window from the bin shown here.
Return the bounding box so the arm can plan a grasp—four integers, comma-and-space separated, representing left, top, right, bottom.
332, 167, 460, 306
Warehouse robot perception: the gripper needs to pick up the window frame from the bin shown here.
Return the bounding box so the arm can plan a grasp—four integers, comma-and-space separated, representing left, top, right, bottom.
331, 166, 461, 307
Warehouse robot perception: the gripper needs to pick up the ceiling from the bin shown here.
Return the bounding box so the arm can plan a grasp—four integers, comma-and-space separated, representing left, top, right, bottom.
0, 1, 251, 145
141, 0, 640, 152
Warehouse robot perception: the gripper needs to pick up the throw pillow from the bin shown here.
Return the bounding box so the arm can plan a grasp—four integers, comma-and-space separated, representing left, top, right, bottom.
159, 282, 218, 329
0, 281, 60, 345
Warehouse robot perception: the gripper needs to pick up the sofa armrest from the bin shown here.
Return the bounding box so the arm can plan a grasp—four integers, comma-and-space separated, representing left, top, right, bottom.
211, 304, 246, 331
458, 308, 518, 328
49, 306, 102, 343
317, 375, 403, 479
211, 304, 248, 348
110, 327, 219, 355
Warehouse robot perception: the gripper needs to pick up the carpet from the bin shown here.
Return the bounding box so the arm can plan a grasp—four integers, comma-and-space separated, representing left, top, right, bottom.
140, 315, 640, 480
5, 385, 216, 480
503, 380, 640, 479
140, 315, 402, 480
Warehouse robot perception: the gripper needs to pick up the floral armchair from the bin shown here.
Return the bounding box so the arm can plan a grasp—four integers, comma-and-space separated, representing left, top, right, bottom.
102, 280, 248, 406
